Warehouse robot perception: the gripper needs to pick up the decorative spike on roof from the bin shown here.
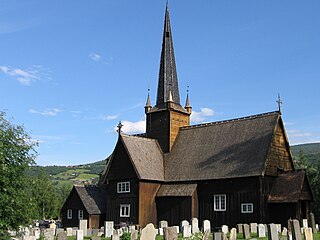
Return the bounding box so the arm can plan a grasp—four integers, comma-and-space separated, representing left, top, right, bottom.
156, 3, 181, 107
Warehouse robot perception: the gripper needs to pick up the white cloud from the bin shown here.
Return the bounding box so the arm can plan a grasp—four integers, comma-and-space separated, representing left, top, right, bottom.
286, 129, 320, 145
89, 52, 102, 61
29, 108, 62, 116
114, 120, 146, 134
104, 115, 118, 120
0, 65, 50, 85
191, 107, 215, 123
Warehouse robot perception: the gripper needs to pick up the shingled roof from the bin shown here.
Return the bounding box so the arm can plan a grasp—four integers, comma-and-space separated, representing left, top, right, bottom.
268, 170, 313, 203
165, 111, 280, 181
121, 134, 164, 181
157, 184, 197, 197
75, 186, 107, 214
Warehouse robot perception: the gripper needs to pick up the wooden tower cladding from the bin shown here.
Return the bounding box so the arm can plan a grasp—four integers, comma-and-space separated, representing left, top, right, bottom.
145, 4, 191, 153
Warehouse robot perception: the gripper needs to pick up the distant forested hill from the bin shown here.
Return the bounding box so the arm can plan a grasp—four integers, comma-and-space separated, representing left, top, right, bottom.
291, 143, 320, 164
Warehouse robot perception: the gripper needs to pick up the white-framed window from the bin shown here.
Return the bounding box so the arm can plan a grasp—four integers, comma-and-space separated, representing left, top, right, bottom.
241, 203, 253, 213
214, 194, 226, 211
117, 182, 130, 193
120, 204, 130, 217
78, 210, 84, 219
67, 209, 72, 219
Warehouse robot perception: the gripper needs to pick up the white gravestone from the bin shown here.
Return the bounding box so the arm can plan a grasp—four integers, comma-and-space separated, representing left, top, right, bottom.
104, 221, 114, 238
79, 220, 87, 237
203, 220, 211, 233
76, 230, 84, 240
140, 223, 157, 240
182, 225, 191, 238
191, 218, 200, 234
258, 224, 266, 238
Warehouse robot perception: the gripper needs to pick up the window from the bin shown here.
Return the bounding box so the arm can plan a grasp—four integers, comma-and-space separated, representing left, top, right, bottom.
117, 182, 130, 193
120, 204, 130, 217
241, 203, 253, 213
78, 210, 84, 219
67, 209, 72, 219
214, 194, 226, 211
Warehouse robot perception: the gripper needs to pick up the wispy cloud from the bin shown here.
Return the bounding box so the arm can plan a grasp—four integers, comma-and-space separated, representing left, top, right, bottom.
89, 52, 102, 61
103, 115, 118, 120
0, 65, 51, 85
114, 120, 146, 134
191, 107, 215, 123
287, 129, 320, 145
29, 108, 62, 116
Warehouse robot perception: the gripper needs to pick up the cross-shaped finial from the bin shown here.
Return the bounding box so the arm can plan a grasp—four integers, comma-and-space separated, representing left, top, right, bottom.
117, 121, 123, 134
276, 93, 283, 113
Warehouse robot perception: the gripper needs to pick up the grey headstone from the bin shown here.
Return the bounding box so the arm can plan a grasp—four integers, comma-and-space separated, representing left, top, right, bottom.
173, 226, 179, 234
56, 231, 67, 240
230, 228, 237, 240
76, 230, 84, 240
140, 223, 157, 240
222, 225, 229, 234
56, 228, 64, 236
282, 228, 288, 236
250, 223, 258, 234
159, 220, 168, 228
131, 230, 139, 240
66, 228, 73, 237
112, 230, 120, 240
309, 213, 317, 233
105, 221, 114, 238
268, 224, 279, 240
158, 228, 164, 236
72, 227, 78, 236
79, 220, 87, 237
243, 224, 250, 239
183, 225, 191, 238
258, 224, 266, 238
304, 228, 313, 240
214, 232, 223, 240
163, 227, 178, 240
92, 229, 99, 236
290, 219, 302, 240
203, 220, 211, 233
180, 220, 189, 233
203, 229, 211, 240
237, 224, 243, 234
42, 228, 54, 240
277, 224, 282, 233
191, 218, 200, 234
87, 229, 92, 237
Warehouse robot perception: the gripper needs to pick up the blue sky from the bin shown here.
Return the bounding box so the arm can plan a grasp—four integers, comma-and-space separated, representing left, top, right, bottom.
1, 1, 320, 166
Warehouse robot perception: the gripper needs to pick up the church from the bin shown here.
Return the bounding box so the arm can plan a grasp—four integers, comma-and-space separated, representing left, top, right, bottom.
61, 4, 314, 229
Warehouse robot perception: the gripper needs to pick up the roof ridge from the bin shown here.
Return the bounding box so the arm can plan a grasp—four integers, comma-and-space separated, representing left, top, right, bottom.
181, 111, 280, 130
121, 133, 158, 142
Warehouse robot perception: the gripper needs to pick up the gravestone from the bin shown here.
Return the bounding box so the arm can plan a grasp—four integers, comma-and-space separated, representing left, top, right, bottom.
105, 221, 114, 238
140, 223, 157, 240
203, 229, 211, 240
76, 230, 84, 240
72, 227, 78, 236
282, 228, 288, 236
203, 220, 211, 233
56, 231, 67, 240
309, 213, 317, 233
163, 227, 178, 240
49, 223, 56, 236
192, 218, 200, 234
303, 219, 308, 229
230, 228, 237, 240
180, 220, 189, 233
222, 225, 229, 234
183, 225, 191, 238
214, 232, 222, 240
66, 228, 73, 237
277, 224, 282, 233
79, 220, 88, 237
131, 230, 139, 240
92, 237, 101, 240
316, 224, 319, 231
56, 228, 64, 236
290, 219, 302, 240
304, 228, 313, 240
158, 228, 164, 236
32, 229, 40, 239
265, 224, 268, 233
237, 224, 243, 234
268, 224, 279, 240
250, 223, 257, 234
173, 226, 180, 234
129, 226, 136, 233
42, 228, 54, 240
242, 224, 250, 239
159, 220, 168, 228
92, 229, 99, 236
112, 230, 120, 240
258, 224, 266, 238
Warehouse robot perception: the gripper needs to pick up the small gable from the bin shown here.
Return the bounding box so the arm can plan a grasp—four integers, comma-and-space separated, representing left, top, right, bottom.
264, 116, 294, 176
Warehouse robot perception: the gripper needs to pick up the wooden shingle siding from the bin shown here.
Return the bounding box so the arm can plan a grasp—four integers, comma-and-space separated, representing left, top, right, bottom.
265, 121, 294, 176
169, 110, 190, 151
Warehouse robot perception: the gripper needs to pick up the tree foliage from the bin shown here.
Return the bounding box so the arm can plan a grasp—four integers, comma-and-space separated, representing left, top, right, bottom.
0, 112, 37, 235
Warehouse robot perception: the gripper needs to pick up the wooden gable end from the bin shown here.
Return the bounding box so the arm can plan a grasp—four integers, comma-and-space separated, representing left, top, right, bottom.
264, 117, 294, 176
105, 137, 138, 181
300, 175, 314, 201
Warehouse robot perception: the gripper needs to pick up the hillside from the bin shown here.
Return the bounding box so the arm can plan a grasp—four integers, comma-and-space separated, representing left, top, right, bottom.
291, 143, 320, 164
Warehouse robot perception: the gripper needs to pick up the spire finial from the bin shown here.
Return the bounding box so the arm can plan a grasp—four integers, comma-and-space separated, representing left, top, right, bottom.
185, 85, 192, 114
117, 121, 124, 134
276, 93, 283, 113
145, 88, 152, 113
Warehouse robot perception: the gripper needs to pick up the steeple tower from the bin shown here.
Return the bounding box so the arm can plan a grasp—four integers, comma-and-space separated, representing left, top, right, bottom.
145, 3, 191, 153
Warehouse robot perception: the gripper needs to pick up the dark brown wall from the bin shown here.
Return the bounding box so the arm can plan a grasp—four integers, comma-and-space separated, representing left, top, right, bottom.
139, 182, 161, 227
61, 189, 89, 228
265, 121, 294, 176
198, 177, 260, 228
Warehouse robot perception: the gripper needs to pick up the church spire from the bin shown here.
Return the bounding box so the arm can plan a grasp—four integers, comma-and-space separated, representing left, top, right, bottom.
156, 2, 180, 107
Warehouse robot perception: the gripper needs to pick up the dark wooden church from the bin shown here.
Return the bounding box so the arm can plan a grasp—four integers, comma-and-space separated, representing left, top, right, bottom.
61, 4, 314, 228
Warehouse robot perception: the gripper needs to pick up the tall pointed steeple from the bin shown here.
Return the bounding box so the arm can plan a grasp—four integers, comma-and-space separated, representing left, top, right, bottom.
156, 2, 180, 107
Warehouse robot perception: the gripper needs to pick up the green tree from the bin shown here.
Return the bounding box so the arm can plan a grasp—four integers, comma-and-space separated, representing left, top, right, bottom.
0, 112, 38, 237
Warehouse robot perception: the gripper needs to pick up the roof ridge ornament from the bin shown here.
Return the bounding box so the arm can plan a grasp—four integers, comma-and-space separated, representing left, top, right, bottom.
276, 93, 283, 114
117, 121, 124, 134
